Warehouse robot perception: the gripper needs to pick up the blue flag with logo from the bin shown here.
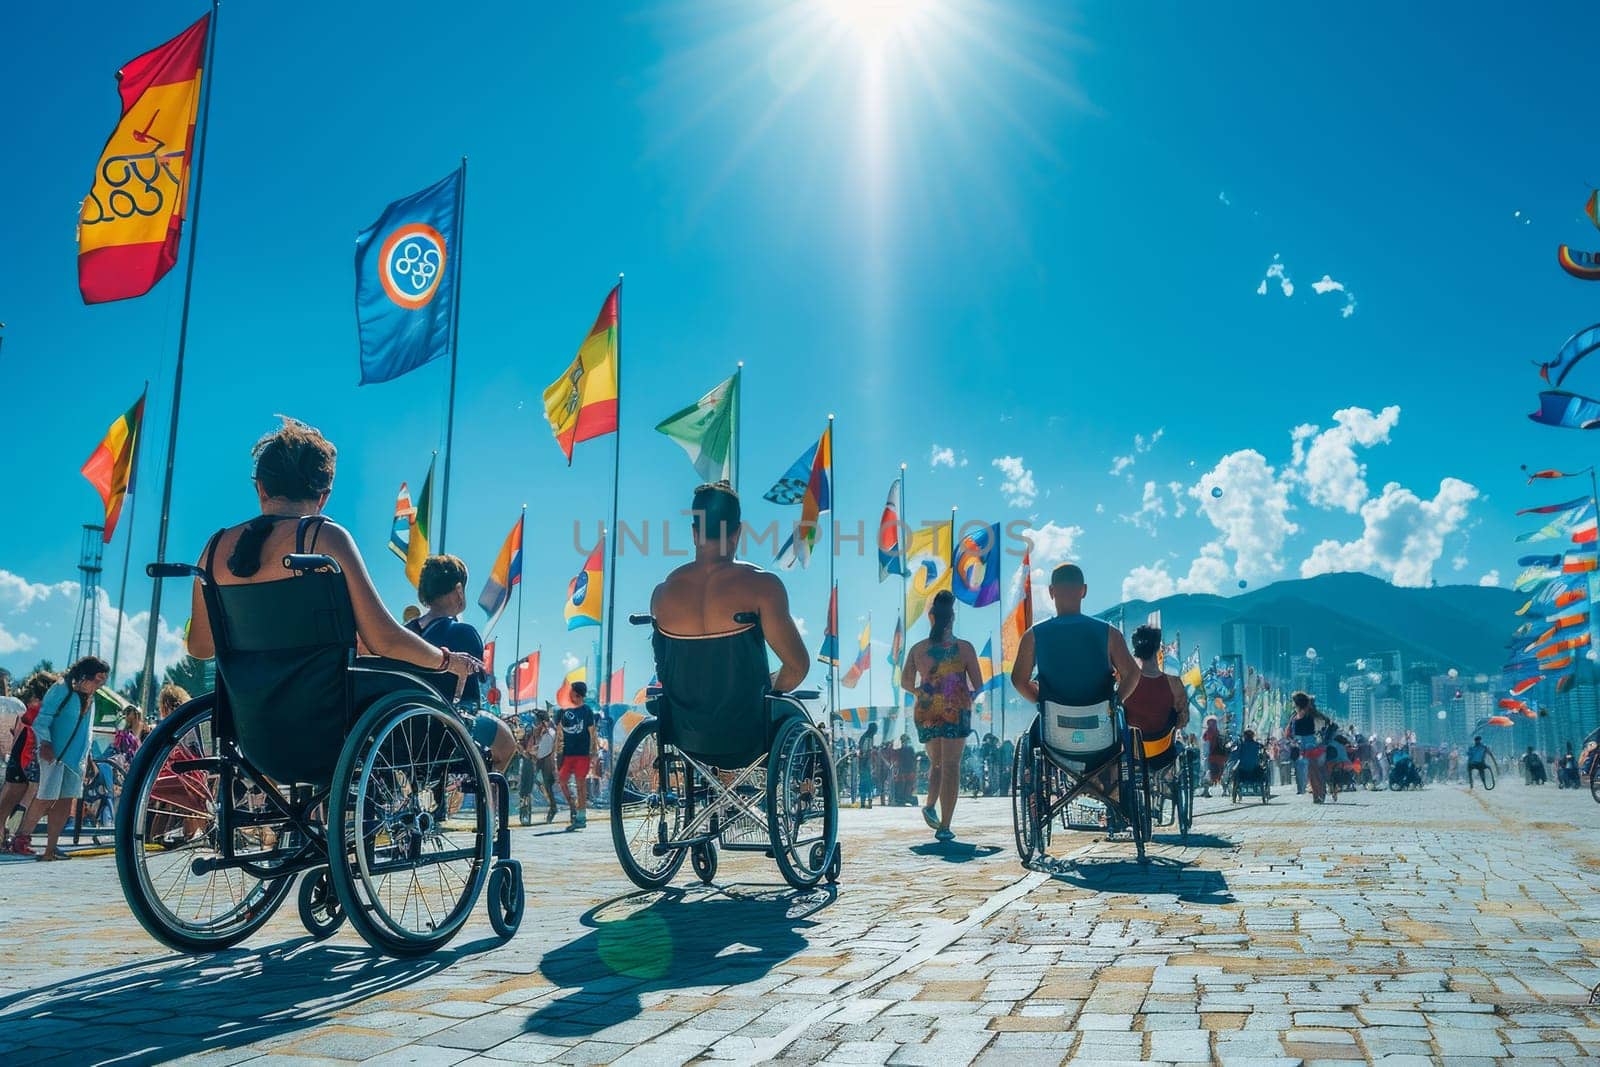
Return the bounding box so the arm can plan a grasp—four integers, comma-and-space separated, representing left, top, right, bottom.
355, 169, 461, 385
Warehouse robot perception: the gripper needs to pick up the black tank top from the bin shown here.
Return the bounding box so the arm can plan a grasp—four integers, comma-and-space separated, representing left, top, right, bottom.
1032, 614, 1114, 706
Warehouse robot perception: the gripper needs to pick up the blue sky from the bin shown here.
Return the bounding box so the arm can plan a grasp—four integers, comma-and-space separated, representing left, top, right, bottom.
4, 0, 1600, 708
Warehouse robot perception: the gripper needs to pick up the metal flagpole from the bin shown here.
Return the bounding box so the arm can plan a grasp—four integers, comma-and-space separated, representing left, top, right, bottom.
110, 381, 149, 687
867, 610, 874, 711
140, 2, 220, 714
436, 156, 467, 553
733, 361, 743, 494
600, 274, 624, 719
827, 413, 837, 719
514, 505, 526, 689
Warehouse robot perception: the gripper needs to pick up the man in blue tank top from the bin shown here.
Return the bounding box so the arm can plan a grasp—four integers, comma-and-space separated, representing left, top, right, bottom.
1010, 563, 1141, 709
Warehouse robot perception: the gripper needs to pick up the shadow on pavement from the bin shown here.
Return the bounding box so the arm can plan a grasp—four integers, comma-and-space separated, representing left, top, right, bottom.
1047, 855, 1235, 904
526, 883, 833, 1039
0, 936, 503, 1064
907, 842, 1004, 863
1150, 831, 1234, 849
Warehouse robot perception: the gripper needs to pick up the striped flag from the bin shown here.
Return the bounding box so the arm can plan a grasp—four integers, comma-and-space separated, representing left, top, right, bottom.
404, 458, 435, 589
841, 621, 871, 688
878, 478, 905, 580
818, 585, 839, 666
387, 482, 415, 561
81, 392, 145, 542
477, 513, 524, 635
543, 285, 620, 462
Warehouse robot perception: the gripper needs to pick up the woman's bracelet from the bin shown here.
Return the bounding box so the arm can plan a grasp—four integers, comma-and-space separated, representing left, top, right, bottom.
437, 646, 452, 671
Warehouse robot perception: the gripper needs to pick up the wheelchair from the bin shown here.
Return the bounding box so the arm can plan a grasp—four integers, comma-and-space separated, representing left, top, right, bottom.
1011, 696, 1175, 866
1229, 753, 1271, 804
609, 611, 841, 891
116, 544, 523, 958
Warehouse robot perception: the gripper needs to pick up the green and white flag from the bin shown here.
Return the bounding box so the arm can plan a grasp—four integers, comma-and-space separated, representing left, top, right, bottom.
654, 369, 740, 485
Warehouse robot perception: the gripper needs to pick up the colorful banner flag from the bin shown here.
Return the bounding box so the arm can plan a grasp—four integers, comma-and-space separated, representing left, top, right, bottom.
482, 641, 496, 677
888, 616, 905, 669
509, 652, 540, 707
837, 707, 877, 729
355, 169, 461, 385
1564, 551, 1598, 573
1515, 573, 1588, 616
632, 674, 659, 706
905, 521, 953, 629
1001, 551, 1033, 672
841, 621, 871, 688
1527, 390, 1600, 431
477, 513, 524, 635
1516, 499, 1595, 542
655, 370, 739, 484
818, 585, 839, 667
977, 637, 999, 693
878, 478, 905, 580
556, 665, 587, 707
600, 666, 626, 706
543, 285, 620, 462
764, 441, 818, 504
796, 425, 833, 565
77, 15, 209, 304
81, 392, 145, 542
405, 457, 435, 589
387, 482, 415, 561
1537, 324, 1600, 387
1516, 494, 1589, 517
953, 522, 1001, 607
565, 535, 605, 630
1525, 467, 1585, 483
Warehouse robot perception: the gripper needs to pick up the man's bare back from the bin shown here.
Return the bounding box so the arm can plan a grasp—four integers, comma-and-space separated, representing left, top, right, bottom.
652, 558, 810, 693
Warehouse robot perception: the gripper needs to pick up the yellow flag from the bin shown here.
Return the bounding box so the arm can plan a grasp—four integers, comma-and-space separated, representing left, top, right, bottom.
905, 521, 953, 629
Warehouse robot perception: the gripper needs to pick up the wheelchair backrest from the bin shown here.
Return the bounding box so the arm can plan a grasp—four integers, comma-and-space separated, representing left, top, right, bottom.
202, 521, 357, 785
1040, 700, 1119, 760
651, 625, 771, 767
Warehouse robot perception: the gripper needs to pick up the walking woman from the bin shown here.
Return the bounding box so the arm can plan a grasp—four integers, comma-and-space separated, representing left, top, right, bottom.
856, 722, 878, 809
1288, 691, 1331, 802
9, 656, 110, 858
1202, 715, 1225, 797
901, 590, 984, 843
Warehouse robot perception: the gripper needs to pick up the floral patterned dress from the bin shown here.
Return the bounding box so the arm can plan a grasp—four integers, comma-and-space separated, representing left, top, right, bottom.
913, 639, 973, 743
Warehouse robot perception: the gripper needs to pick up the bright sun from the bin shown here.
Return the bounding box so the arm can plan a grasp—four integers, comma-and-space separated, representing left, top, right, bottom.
815, 0, 935, 48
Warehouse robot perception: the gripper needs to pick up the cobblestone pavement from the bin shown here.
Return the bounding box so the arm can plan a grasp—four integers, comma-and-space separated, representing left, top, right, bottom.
2, 779, 1598, 1065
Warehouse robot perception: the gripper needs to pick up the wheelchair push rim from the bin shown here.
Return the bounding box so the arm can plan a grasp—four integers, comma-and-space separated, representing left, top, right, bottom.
329, 697, 492, 956
610, 718, 688, 889
767, 718, 838, 890
116, 696, 293, 952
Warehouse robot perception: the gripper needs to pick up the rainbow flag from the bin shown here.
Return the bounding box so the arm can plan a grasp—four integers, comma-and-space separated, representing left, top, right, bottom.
841, 621, 871, 688
81, 392, 145, 542
565, 535, 604, 630
543, 285, 619, 463
796, 424, 833, 565
1001, 551, 1032, 672
77, 15, 209, 303
387, 482, 415, 561
557, 665, 587, 707
477, 513, 524, 635
888, 616, 905, 669
817, 585, 839, 666
404, 458, 435, 589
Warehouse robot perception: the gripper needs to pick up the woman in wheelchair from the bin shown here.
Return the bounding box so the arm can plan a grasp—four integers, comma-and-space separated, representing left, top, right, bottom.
116, 418, 527, 959
1124, 625, 1188, 778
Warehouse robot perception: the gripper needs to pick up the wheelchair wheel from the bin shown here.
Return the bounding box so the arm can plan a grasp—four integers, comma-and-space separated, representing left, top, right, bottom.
1122, 744, 1150, 864
328, 694, 493, 957
1591, 762, 1600, 803
767, 718, 838, 890
1174, 751, 1195, 841
610, 718, 688, 889
1011, 729, 1042, 865
1482, 763, 1496, 791
117, 695, 294, 953
298, 866, 345, 940
487, 860, 525, 940
692, 842, 718, 884
825, 842, 842, 884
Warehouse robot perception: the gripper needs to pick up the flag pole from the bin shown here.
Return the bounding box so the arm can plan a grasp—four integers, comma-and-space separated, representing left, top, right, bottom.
867, 610, 874, 710
140, 1, 220, 715
899, 460, 909, 648
733, 360, 743, 494
601, 273, 624, 720
436, 156, 467, 553
515, 504, 526, 680
828, 413, 837, 720
110, 381, 149, 687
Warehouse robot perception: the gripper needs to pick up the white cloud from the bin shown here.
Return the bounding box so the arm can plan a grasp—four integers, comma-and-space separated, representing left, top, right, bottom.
1094, 503, 1105, 514
1119, 543, 1231, 601
1121, 563, 1176, 602
1108, 428, 1164, 478
1167, 481, 1188, 519
1258, 254, 1293, 297
0, 569, 185, 686
1451, 553, 1469, 572
1299, 478, 1479, 587
1291, 405, 1401, 513
993, 456, 1037, 507
1189, 451, 1299, 582
930, 445, 957, 469
794, 617, 808, 637
1109, 454, 1134, 477
1311, 274, 1344, 295
1479, 570, 1500, 587
1120, 480, 1166, 536
1218, 191, 1231, 206
1015, 522, 1085, 618
563, 652, 582, 672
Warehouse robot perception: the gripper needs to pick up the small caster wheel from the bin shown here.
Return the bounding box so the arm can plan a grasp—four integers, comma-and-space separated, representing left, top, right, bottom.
297, 866, 345, 940
487, 860, 525, 939
825, 843, 841, 885
692, 842, 718, 884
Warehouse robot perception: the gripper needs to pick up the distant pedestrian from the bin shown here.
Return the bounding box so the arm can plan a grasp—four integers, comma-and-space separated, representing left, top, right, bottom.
0, 671, 56, 851
856, 723, 878, 809
902, 589, 984, 843
1289, 692, 1331, 803
10, 657, 110, 859
555, 682, 597, 829
525, 709, 558, 823
1466, 735, 1493, 790
155, 684, 190, 737
1202, 715, 1224, 796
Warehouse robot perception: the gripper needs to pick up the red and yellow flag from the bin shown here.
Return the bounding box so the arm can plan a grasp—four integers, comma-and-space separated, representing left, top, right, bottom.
1000, 550, 1033, 672
81, 393, 146, 543
556, 665, 587, 708
543, 285, 619, 462
77, 15, 210, 304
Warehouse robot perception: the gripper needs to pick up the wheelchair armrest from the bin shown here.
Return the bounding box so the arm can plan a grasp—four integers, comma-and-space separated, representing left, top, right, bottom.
147, 562, 203, 581
628, 613, 654, 626
733, 611, 759, 626
283, 553, 341, 574
775, 689, 820, 701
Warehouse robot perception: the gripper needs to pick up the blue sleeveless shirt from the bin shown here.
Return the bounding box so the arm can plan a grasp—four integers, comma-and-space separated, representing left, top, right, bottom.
1032, 613, 1114, 706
